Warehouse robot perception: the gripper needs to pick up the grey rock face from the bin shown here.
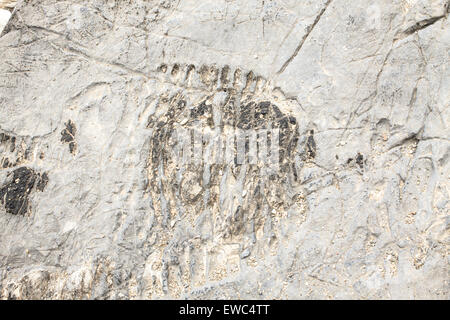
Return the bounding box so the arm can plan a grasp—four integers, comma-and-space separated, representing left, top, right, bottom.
0, 0, 448, 299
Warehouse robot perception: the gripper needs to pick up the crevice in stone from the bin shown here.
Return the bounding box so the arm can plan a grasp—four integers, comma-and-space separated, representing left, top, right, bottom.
277, 0, 333, 75
403, 14, 447, 36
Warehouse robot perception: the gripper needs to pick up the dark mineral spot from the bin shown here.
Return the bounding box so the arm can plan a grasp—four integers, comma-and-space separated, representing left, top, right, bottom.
2, 158, 10, 168
158, 64, 168, 73
220, 65, 230, 85
0, 133, 16, 153
171, 64, 180, 76
36, 172, 49, 192
10, 137, 16, 152
61, 120, 76, 143
68, 142, 76, 154
0, 132, 10, 143
61, 120, 77, 154
356, 153, 364, 169
191, 101, 212, 119
306, 130, 316, 159
0, 167, 37, 215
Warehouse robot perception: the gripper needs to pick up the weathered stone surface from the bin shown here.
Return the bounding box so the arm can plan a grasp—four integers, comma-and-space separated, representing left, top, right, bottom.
0, 0, 448, 299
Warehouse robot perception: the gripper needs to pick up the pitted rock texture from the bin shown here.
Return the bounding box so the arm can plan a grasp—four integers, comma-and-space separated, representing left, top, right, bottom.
0, 0, 449, 299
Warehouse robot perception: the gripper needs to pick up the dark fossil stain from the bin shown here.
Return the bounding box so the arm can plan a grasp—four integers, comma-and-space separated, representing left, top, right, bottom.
1, 167, 34, 215
10, 137, 16, 152
2, 158, 10, 168
0, 167, 49, 215
190, 101, 212, 120
145, 64, 307, 238
356, 153, 364, 169
61, 120, 77, 154
0, 133, 15, 155
36, 172, 49, 192
0, 132, 10, 143
306, 130, 316, 159
346, 153, 364, 169
147, 93, 300, 230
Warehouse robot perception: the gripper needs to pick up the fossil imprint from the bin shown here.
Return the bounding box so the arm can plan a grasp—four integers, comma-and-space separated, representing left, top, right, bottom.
145, 63, 311, 240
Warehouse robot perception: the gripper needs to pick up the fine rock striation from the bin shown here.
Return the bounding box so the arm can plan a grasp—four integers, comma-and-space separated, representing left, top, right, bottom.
0, 0, 448, 299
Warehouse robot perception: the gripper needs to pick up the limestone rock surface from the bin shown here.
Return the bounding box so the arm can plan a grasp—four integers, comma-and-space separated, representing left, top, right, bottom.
0, 0, 449, 299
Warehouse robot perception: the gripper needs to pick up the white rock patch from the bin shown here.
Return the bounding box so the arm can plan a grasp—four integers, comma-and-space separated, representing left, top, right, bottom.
0, 9, 10, 34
